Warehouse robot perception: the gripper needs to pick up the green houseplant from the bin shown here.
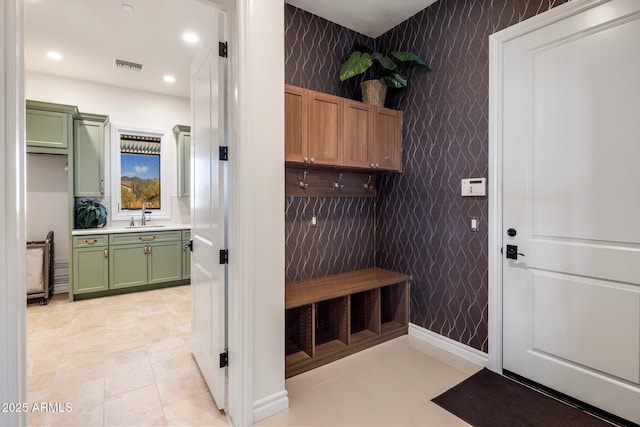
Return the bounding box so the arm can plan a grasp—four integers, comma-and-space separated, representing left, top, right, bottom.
75, 199, 108, 229
339, 45, 431, 106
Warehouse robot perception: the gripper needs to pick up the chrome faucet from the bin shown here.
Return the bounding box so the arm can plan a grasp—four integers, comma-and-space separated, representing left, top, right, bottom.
141, 202, 146, 226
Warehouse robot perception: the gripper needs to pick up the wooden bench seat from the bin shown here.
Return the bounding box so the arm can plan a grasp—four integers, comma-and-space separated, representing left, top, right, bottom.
285, 267, 411, 378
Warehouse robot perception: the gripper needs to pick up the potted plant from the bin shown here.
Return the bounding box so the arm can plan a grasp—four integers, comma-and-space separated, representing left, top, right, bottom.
75, 199, 108, 229
339, 44, 431, 107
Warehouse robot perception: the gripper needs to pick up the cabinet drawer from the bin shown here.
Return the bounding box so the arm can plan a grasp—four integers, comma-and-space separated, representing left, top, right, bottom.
73, 235, 108, 248
182, 230, 191, 241
109, 231, 181, 245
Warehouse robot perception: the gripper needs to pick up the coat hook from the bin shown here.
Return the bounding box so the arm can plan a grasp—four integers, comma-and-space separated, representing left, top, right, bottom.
298, 171, 308, 189
363, 175, 374, 190
333, 173, 344, 190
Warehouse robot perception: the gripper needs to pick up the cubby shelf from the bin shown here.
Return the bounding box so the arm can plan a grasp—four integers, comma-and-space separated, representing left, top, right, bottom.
285, 268, 410, 378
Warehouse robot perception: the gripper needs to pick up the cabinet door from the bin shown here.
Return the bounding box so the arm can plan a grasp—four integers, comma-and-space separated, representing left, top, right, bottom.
179, 133, 191, 197
308, 90, 343, 165
109, 244, 147, 289
343, 100, 374, 169
182, 241, 191, 279
147, 241, 183, 284
74, 119, 105, 197
73, 246, 109, 294
285, 85, 308, 163
26, 109, 69, 150
374, 108, 402, 172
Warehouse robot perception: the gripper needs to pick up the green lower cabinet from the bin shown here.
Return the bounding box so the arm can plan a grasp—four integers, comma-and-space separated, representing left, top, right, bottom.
73, 246, 109, 294
182, 230, 191, 280
109, 244, 148, 289
148, 241, 183, 284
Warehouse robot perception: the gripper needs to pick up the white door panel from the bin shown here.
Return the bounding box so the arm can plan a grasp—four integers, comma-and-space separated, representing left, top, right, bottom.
190, 7, 227, 411
501, 0, 640, 422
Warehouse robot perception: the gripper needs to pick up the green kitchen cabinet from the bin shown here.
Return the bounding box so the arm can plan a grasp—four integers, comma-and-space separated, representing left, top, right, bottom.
173, 125, 191, 197
182, 230, 191, 280
72, 235, 109, 294
148, 241, 183, 284
108, 231, 182, 289
74, 113, 109, 197
109, 243, 148, 289
26, 100, 78, 153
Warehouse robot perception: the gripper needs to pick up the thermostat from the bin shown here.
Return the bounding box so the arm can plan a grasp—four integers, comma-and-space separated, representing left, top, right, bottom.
461, 178, 486, 197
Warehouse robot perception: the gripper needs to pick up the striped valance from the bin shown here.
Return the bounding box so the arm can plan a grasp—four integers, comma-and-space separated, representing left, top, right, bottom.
121, 134, 161, 155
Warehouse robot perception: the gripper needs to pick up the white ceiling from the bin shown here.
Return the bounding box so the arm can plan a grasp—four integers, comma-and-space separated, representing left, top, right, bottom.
285, 0, 438, 38
25, 0, 437, 98
25, 0, 217, 98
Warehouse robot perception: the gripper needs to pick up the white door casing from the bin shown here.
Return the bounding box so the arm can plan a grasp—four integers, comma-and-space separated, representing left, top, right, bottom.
0, 1, 27, 426
190, 6, 228, 411
491, 0, 640, 423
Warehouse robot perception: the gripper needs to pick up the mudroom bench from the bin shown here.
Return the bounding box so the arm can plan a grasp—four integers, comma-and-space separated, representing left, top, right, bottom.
285, 267, 411, 378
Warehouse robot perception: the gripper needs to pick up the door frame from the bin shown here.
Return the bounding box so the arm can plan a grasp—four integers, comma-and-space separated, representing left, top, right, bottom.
487, 0, 610, 373
1, 1, 285, 426
0, 1, 27, 426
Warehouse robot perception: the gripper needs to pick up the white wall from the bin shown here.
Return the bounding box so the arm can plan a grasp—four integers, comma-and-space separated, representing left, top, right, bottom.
26, 153, 69, 293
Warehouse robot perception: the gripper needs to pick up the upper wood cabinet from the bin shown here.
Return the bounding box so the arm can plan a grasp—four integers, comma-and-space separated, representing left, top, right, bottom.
285, 85, 402, 172
285, 85, 308, 163
373, 107, 403, 172
307, 90, 343, 165
343, 100, 374, 169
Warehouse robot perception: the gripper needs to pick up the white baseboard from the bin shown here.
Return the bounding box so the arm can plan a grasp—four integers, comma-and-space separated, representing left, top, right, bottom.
253, 390, 289, 423
409, 323, 488, 367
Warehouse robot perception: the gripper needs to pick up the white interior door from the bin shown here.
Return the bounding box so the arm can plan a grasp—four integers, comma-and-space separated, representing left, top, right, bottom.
502, 0, 640, 423
190, 8, 227, 411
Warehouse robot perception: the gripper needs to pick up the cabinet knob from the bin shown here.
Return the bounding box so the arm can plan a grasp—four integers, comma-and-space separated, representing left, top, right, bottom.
303, 156, 309, 163
144, 246, 148, 255
100, 179, 104, 195
375, 163, 380, 168
104, 249, 108, 258
370, 162, 375, 168
310, 157, 315, 163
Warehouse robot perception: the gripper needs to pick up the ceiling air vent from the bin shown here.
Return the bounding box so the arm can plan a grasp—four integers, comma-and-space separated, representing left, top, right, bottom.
115, 59, 143, 72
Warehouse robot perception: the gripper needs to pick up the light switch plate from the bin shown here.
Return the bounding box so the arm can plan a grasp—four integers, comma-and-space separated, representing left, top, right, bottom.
461, 178, 486, 196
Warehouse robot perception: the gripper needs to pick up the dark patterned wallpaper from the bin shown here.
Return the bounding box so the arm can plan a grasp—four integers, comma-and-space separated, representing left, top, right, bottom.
376, 0, 568, 352
284, 0, 567, 352
285, 4, 378, 283
285, 197, 375, 282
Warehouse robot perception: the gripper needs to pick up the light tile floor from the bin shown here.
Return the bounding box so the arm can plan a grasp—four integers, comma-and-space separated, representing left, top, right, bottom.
27, 286, 481, 426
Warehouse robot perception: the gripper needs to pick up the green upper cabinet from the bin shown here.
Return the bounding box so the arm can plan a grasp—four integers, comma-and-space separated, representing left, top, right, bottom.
173, 125, 191, 197
74, 113, 109, 197
26, 100, 78, 154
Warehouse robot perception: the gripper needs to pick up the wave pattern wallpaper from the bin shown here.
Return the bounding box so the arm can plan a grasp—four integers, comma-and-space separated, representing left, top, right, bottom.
285, 0, 567, 352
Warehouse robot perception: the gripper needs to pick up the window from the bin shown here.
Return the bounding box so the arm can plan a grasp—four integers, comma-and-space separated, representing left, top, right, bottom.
120, 134, 161, 210
111, 127, 169, 220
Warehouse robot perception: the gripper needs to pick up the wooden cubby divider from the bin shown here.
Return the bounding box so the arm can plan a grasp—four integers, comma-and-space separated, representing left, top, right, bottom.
285, 268, 410, 378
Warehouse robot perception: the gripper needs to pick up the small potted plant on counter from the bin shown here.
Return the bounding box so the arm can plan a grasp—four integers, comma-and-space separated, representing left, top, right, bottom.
75, 199, 108, 229
339, 44, 431, 107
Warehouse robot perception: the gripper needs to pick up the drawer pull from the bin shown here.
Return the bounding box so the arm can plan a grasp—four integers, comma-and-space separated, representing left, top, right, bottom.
85, 239, 98, 245
139, 236, 156, 241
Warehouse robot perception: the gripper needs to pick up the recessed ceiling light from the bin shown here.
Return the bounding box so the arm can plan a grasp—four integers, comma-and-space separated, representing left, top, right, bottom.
46, 51, 62, 60
121, 3, 134, 12
183, 32, 199, 44
163, 75, 176, 83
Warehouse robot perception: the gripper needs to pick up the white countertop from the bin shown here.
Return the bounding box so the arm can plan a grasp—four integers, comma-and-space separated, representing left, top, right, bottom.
72, 224, 190, 235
